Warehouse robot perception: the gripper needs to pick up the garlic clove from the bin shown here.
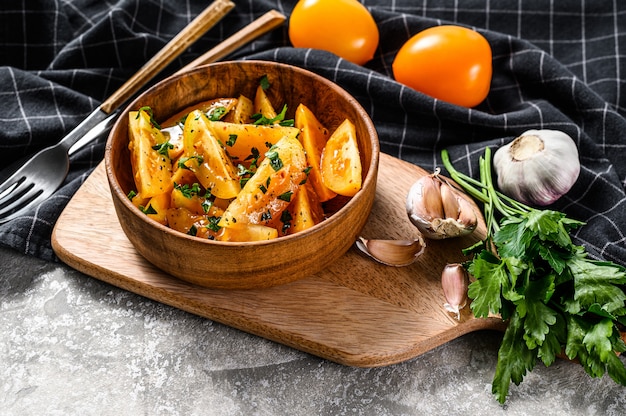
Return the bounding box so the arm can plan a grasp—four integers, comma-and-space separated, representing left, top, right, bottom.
493, 129, 580, 206
438, 180, 478, 235
355, 236, 426, 267
441, 263, 469, 320
455, 192, 479, 230
406, 174, 444, 224
440, 179, 461, 220
406, 171, 477, 239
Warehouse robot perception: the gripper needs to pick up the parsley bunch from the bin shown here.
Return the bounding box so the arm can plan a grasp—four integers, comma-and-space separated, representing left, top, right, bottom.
441, 147, 626, 404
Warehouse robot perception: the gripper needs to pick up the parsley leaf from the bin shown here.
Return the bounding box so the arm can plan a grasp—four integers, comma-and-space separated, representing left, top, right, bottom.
205, 216, 221, 232
208, 106, 226, 121
278, 191, 293, 202
174, 182, 202, 199
251, 104, 294, 127
259, 75, 271, 91
140, 204, 157, 215
568, 254, 626, 314
467, 251, 507, 318
492, 311, 537, 404
137, 106, 161, 129
518, 277, 557, 350
226, 134, 237, 147
178, 155, 203, 169
265, 149, 283, 171
152, 141, 174, 157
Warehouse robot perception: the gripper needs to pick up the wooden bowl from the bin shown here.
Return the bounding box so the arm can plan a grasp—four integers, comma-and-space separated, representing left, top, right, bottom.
105, 60, 379, 289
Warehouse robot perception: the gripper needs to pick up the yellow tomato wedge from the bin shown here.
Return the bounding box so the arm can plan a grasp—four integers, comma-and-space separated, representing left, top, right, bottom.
166, 207, 222, 240
170, 185, 202, 213
218, 223, 279, 242
129, 192, 149, 210
286, 183, 325, 234
128, 110, 173, 198
143, 192, 170, 225
160, 98, 238, 160
320, 119, 362, 197
182, 110, 241, 199
210, 121, 299, 167
169, 183, 224, 217
218, 135, 307, 228
222, 94, 254, 124
170, 163, 197, 187
295, 103, 337, 202
254, 85, 277, 120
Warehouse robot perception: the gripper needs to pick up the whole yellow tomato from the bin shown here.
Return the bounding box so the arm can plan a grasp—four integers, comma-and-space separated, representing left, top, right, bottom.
392, 25, 492, 107
289, 0, 379, 65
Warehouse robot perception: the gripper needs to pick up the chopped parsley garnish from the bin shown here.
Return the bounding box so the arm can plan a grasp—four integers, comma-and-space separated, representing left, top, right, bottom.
251, 104, 294, 127
226, 134, 238, 147
259, 75, 271, 91
174, 182, 202, 199
261, 210, 272, 221
152, 141, 174, 157
206, 216, 221, 232
237, 163, 257, 188
265, 149, 283, 171
201, 199, 213, 214
208, 106, 226, 121
127, 190, 137, 200
280, 210, 292, 234
140, 204, 157, 215
300, 167, 312, 185
278, 191, 293, 202
245, 147, 261, 170
137, 106, 161, 129
178, 155, 204, 169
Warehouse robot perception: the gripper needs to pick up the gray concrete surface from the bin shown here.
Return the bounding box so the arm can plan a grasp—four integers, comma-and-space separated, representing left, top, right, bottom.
1, 246, 625, 415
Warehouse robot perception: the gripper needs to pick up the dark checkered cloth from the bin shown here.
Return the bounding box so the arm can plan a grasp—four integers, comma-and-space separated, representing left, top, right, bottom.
1, 0, 625, 265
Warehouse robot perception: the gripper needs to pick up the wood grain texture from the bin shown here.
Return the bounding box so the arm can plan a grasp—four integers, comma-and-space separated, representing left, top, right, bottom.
52, 153, 507, 367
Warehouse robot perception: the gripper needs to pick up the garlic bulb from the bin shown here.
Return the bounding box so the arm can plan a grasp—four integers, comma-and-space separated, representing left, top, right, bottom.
493, 129, 580, 206
406, 170, 477, 239
355, 236, 425, 267
441, 263, 469, 320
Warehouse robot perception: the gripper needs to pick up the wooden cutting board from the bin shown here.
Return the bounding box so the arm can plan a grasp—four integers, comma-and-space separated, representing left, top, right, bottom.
52, 153, 506, 367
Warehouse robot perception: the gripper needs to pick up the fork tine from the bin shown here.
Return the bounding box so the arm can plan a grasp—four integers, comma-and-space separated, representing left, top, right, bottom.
0, 193, 49, 224
0, 182, 45, 218
0, 179, 20, 202
0, 176, 30, 206
0, 172, 26, 198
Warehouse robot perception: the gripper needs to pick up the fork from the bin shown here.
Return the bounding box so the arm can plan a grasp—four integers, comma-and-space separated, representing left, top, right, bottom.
0, 0, 235, 224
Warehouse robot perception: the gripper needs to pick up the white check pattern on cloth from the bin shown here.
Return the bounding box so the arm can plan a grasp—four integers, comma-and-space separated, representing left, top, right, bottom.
0, 0, 625, 265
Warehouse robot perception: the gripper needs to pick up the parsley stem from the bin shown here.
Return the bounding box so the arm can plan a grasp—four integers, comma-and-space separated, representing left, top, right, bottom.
441, 148, 530, 231
478, 153, 499, 233
481, 148, 527, 218
440, 150, 489, 203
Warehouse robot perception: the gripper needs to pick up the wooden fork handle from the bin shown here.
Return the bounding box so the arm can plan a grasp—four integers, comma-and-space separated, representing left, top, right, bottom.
174, 10, 286, 76
100, 0, 234, 114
